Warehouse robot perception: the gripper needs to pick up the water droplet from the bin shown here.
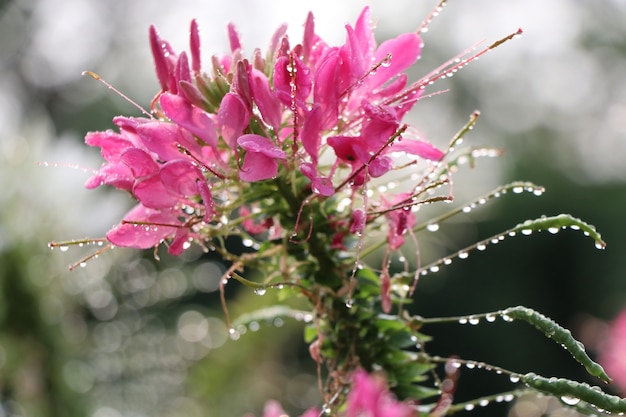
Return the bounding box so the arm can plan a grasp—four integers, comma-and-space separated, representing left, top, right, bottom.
548, 227, 560, 234
458, 318, 468, 325
249, 321, 260, 332
486, 314, 497, 323
464, 404, 475, 411
462, 206, 472, 213
521, 229, 533, 236
443, 258, 452, 265
429, 266, 440, 273
595, 242, 605, 250
501, 313, 514, 322
426, 223, 440, 232
79, 262, 87, 268
458, 252, 469, 259
503, 394, 514, 402
512, 186, 524, 194
479, 399, 490, 407
60, 246, 69, 252
533, 189, 544, 196
476, 244, 487, 251
466, 362, 476, 369
509, 375, 520, 383
253, 288, 267, 296
469, 317, 480, 325
560, 396, 581, 406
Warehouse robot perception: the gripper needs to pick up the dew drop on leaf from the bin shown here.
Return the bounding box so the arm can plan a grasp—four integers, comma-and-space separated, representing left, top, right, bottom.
560, 396, 581, 406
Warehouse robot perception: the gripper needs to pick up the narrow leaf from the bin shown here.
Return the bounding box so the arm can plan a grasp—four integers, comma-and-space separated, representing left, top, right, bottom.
521, 373, 626, 413
505, 306, 611, 383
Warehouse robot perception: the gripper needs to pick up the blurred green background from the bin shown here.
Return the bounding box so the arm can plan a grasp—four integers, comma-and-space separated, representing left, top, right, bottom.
1, 0, 626, 416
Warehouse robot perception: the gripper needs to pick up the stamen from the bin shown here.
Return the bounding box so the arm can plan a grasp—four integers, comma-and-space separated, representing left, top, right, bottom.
417, 0, 448, 34
82, 71, 155, 120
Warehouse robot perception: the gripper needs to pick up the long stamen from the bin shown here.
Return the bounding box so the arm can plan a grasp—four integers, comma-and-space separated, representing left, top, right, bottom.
386, 29, 523, 107
417, 0, 449, 34
83, 71, 156, 120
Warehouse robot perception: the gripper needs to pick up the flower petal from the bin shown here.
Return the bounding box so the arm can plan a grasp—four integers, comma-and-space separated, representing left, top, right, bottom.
160, 93, 217, 147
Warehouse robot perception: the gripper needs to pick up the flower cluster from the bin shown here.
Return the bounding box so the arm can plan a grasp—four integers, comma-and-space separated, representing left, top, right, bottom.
82, 7, 450, 267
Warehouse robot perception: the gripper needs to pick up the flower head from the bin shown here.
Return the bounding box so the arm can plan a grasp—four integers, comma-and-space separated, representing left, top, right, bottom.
80, 8, 451, 260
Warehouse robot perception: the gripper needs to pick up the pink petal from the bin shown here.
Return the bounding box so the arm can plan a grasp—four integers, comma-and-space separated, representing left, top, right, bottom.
168, 227, 191, 256
368, 33, 422, 91
301, 105, 323, 164
327, 136, 369, 164
85, 163, 133, 191
218, 93, 250, 148
136, 122, 192, 162
189, 20, 201, 74
301, 162, 334, 196
85, 131, 133, 162
350, 209, 366, 234
149, 25, 175, 92
227, 22, 242, 53
368, 155, 393, 177
393, 139, 445, 161
160, 93, 217, 147
133, 174, 179, 209
175, 51, 192, 87
119, 148, 159, 178
239, 152, 278, 182
249, 69, 282, 131
159, 160, 203, 197
313, 54, 341, 130
273, 55, 312, 106
106, 205, 180, 250
237, 134, 286, 159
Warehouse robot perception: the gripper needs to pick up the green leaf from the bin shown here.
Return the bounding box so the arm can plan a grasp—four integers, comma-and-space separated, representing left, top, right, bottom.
505, 306, 611, 383
521, 373, 626, 413
511, 214, 605, 249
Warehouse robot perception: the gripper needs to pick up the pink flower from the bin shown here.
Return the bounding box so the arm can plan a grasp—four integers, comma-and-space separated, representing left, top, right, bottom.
599, 309, 626, 394
248, 370, 412, 417
81, 5, 448, 258
346, 369, 416, 417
